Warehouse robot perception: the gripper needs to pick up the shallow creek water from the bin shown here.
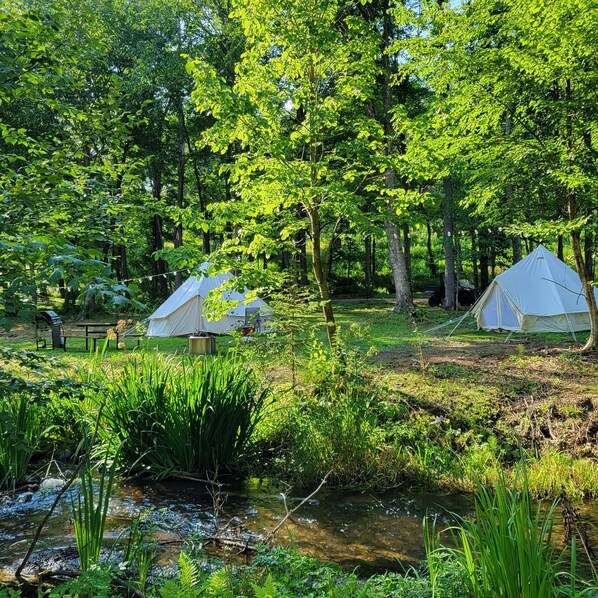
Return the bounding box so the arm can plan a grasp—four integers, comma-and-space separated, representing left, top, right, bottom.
1, 478, 596, 578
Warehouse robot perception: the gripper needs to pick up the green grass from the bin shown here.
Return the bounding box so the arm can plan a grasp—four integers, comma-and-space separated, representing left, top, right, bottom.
426, 469, 597, 598
0, 300, 596, 498
0, 397, 43, 490
99, 353, 270, 479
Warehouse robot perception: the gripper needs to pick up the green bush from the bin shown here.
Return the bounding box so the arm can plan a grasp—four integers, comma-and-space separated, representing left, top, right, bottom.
100, 354, 270, 479
0, 397, 43, 490
427, 469, 596, 598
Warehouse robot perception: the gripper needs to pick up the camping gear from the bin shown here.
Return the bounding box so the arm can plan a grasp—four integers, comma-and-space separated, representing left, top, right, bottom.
147, 263, 269, 337
470, 245, 598, 334
428, 279, 477, 307
188, 336, 216, 355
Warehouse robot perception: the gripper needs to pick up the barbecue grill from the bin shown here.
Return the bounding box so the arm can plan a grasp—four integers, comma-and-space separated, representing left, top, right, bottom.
35, 310, 65, 350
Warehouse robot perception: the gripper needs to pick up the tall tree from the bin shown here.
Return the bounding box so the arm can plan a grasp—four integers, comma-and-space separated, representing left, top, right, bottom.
189, 0, 379, 346
410, 0, 598, 349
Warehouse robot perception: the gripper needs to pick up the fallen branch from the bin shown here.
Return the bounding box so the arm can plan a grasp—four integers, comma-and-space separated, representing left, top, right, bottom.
262, 471, 331, 544
15, 400, 107, 579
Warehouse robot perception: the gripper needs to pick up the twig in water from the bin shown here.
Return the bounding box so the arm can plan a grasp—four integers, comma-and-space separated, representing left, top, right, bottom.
15, 400, 107, 579
262, 472, 331, 544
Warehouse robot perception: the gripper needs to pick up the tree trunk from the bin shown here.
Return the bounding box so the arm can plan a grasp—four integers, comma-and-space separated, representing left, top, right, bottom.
512, 238, 522, 264
150, 166, 169, 299
471, 229, 479, 291
310, 207, 336, 346
480, 246, 489, 290
174, 96, 185, 289
442, 177, 457, 310
364, 235, 372, 297
402, 223, 411, 282
295, 229, 308, 286
568, 195, 598, 351
385, 218, 414, 313
185, 128, 211, 255
426, 219, 437, 279
372, 237, 376, 283
381, 3, 414, 314
584, 228, 594, 282
564, 79, 597, 350
505, 108, 522, 265
558, 235, 564, 261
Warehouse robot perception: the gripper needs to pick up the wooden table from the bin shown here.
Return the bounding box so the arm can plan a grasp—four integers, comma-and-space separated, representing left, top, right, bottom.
75, 322, 118, 351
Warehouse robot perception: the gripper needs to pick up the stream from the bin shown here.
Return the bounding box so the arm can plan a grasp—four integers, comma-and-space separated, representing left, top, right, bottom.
1, 477, 596, 578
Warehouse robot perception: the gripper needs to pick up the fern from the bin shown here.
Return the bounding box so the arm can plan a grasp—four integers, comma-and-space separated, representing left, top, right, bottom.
159, 552, 202, 598
202, 568, 236, 597
252, 574, 280, 598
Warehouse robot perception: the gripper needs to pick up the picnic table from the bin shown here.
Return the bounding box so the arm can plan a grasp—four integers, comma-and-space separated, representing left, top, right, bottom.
75, 322, 118, 351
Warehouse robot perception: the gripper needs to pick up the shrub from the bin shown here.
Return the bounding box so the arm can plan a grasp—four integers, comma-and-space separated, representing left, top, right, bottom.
100, 354, 270, 479
0, 397, 43, 490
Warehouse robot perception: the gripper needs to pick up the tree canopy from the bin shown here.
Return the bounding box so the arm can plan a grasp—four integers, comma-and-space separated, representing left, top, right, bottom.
1, 0, 597, 348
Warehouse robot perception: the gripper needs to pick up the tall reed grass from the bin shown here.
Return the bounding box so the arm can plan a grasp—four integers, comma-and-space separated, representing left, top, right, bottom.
426, 469, 595, 597
100, 354, 269, 478
0, 397, 43, 490
71, 456, 116, 571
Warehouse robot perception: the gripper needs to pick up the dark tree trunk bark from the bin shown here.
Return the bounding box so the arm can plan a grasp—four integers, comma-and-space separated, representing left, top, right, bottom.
174, 96, 185, 289
471, 229, 479, 291
569, 196, 598, 351
402, 223, 411, 282
512, 238, 522, 264
558, 235, 564, 261
480, 247, 489, 290
295, 229, 309, 286
150, 166, 169, 299
584, 228, 594, 282
442, 177, 457, 310
372, 237, 376, 283
364, 235, 372, 297
185, 127, 211, 255
505, 108, 523, 265
426, 219, 437, 279
309, 206, 336, 346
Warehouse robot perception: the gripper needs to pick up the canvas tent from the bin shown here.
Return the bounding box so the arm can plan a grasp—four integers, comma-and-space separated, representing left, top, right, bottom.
147, 264, 269, 337
470, 244, 598, 334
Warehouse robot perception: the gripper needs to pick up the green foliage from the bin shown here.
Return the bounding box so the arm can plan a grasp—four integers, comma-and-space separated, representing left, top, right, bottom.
0, 346, 98, 458
47, 566, 116, 598
279, 385, 389, 487
100, 354, 271, 478
429, 469, 583, 598
0, 397, 43, 490
121, 512, 157, 593
159, 552, 203, 598
70, 455, 117, 571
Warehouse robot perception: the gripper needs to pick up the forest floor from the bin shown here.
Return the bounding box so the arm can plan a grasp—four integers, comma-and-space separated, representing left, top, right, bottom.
374, 333, 598, 461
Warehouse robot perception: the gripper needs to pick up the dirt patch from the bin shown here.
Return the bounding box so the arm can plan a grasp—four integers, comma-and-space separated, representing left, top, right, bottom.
374, 337, 598, 459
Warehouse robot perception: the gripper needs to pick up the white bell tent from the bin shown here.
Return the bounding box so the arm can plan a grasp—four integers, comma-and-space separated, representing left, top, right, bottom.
146, 264, 269, 337
470, 244, 598, 335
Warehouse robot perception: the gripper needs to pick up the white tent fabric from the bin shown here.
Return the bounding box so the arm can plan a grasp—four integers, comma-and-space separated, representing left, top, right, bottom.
470, 245, 598, 333
147, 263, 269, 337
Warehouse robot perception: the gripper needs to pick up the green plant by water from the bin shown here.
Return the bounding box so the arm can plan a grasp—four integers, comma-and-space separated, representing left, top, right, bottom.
425, 467, 597, 598
99, 353, 271, 479
70, 454, 117, 571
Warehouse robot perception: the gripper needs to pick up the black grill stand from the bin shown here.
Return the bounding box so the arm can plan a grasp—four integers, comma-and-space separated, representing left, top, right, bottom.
35, 311, 66, 350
